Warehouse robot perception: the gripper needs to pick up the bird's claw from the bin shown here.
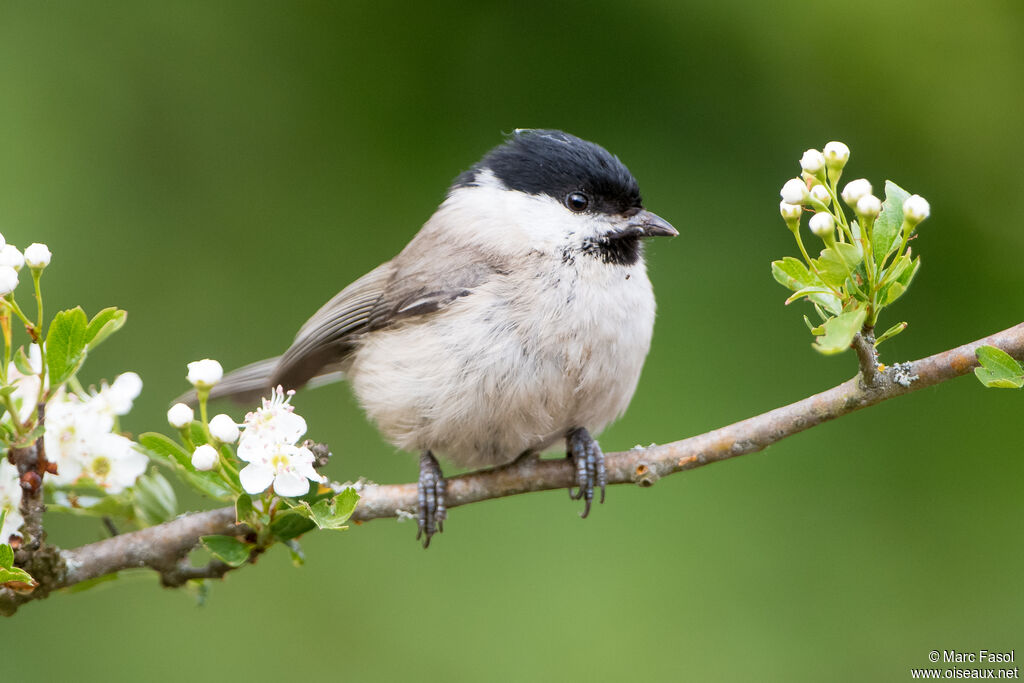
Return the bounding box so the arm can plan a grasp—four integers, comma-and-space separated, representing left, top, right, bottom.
566, 427, 606, 518
417, 451, 447, 548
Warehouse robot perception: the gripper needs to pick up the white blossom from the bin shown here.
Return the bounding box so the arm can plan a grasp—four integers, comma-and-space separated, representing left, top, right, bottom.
0, 266, 18, 296
780, 178, 808, 205
823, 141, 850, 169
841, 179, 872, 206
44, 386, 147, 494
0, 245, 24, 271
236, 387, 323, 496
96, 372, 143, 416
167, 403, 194, 429
23, 243, 51, 269
0, 233, 5, 251
808, 212, 835, 238
903, 194, 930, 224
187, 359, 223, 389
800, 149, 825, 174
191, 444, 219, 471
209, 414, 240, 444
856, 194, 882, 218
0, 460, 24, 541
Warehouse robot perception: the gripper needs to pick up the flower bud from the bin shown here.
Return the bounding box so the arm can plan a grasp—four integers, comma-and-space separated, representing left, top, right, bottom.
187, 359, 223, 389
809, 185, 831, 206
841, 179, 872, 207
23, 243, 51, 269
0, 245, 24, 271
780, 178, 808, 205
167, 402, 194, 429
808, 212, 835, 238
800, 149, 826, 175
191, 444, 219, 471
902, 194, 930, 225
209, 414, 240, 444
823, 141, 850, 171
855, 194, 882, 218
779, 201, 802, 232
0, 266, 18, 295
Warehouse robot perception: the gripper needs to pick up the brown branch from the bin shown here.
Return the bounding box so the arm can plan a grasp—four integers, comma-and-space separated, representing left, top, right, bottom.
2, 321, 1022, 616
852, 326, 880, 387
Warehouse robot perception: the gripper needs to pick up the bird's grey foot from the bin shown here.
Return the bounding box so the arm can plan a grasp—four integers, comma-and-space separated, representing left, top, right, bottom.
566, 427, 606, 518
416, 451, 447, 548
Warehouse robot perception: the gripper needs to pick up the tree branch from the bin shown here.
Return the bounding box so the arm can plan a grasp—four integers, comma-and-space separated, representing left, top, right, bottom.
3, 321, 1022, 615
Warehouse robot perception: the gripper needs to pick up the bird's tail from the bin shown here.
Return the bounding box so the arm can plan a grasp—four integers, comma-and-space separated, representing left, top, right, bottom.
175, 357, 345, 407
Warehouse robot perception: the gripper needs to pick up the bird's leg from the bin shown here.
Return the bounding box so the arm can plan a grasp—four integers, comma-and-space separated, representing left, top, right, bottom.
416, 450, 447, 548
565, 427, 606, 518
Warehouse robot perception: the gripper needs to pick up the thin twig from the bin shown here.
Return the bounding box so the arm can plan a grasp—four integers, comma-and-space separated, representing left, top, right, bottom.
2, 321, 1022, 616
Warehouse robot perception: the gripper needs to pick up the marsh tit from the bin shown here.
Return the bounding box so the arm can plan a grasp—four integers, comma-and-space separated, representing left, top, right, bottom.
211, 129, 677, 546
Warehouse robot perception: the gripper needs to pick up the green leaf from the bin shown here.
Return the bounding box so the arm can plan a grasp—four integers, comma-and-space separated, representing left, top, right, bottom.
784, 286, 836, 306
813, 243, 863, 289
974, 345, 1024, 389
84, 307, 127, 350
871, 180, 911, 265
771, 257, 816, 292
882, 255, 920, 305
235, 494, 255, 525
270, 512, 316, 541
874, 322, 907, 346
45, 307, 89, 387
294, 488, 359, 531
13, 347, 35, 376
200, 535, 252, 567
138, 433, 234, 500
132, 470, 178, 526
0, 566, 35, 586
0, 543, 13, 569
813, 306, 868, 355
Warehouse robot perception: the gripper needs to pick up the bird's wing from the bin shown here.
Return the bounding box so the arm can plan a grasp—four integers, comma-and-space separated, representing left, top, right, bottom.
271, 249, 503, 391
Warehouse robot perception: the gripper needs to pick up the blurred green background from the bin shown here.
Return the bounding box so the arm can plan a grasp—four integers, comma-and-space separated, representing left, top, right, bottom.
2, 1, 1023, 680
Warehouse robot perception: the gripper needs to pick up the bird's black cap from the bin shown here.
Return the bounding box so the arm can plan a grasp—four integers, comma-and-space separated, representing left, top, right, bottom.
454, 129, 643, 216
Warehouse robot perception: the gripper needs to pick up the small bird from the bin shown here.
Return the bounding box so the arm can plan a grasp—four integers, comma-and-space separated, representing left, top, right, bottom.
212, 129, 676, 546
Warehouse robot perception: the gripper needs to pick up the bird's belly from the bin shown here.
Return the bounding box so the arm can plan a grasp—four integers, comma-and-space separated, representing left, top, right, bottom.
347, 266, 656, 468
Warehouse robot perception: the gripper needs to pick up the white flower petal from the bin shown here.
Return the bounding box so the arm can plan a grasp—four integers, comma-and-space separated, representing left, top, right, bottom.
239, 463, 275, 494
272, 471, 310, 497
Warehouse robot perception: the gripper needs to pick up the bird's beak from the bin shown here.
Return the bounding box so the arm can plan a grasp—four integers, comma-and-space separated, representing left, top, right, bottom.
627, 210, 678, 238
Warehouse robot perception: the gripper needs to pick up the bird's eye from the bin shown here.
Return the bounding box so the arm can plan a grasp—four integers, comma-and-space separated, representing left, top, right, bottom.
565, 192, 589, 212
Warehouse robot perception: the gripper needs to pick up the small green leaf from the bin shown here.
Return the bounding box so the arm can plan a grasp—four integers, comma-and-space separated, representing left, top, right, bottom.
45, 307, 89, 387
0, 566, 35, 586
874, 322, 907, 346
814, 243, 863, 289
0, 543, 13, 569
784, 286, 836, 306
132, 470, 178, 526
200, 535, 252, 567
235, 494, 255, 525
85, 307, 127, 350
13, 347, 35, 376
285, 540, 305, 567
138, 433, 235, 500
294, 488, 359, 531
871, 180, 911, 265
771, 257, 816, 292
813, 307, 868, 355
270, 512, 316, 541
974, 345, 1024, 389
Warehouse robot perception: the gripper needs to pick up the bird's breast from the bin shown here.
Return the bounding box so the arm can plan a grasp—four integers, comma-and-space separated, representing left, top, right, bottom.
347, 256, 657, 468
